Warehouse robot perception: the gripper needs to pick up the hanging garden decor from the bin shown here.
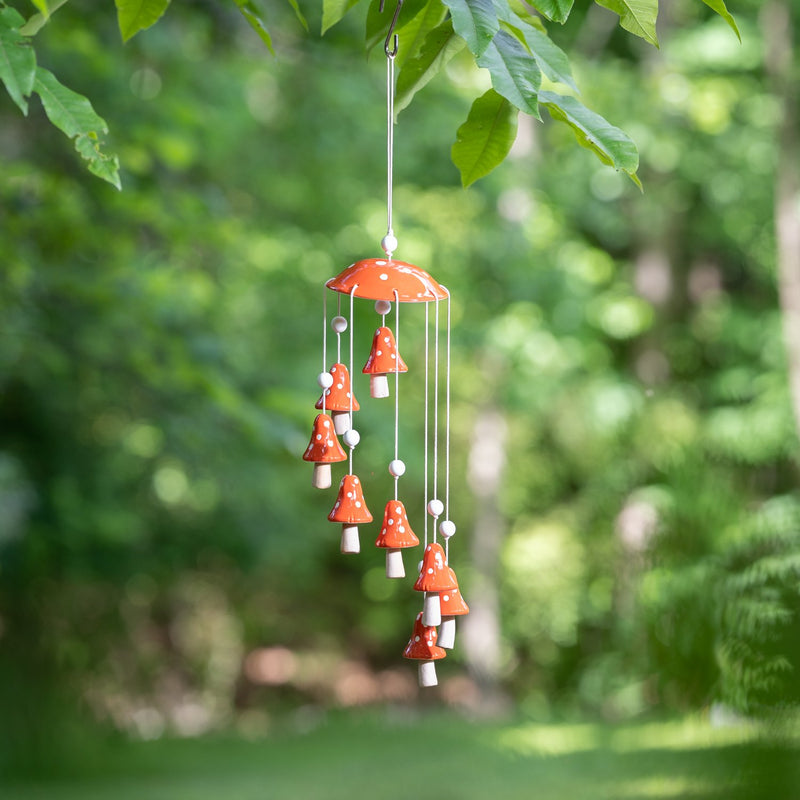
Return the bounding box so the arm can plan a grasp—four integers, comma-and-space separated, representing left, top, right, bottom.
302, 1, 468, 688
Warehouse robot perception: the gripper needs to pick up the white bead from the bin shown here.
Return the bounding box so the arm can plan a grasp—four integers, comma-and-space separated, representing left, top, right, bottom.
388, 459, 406, 478
439, 519, 456, 539
381, 233, 398, 256
331, 315, 348, 334
427, 499, 444, 518
374, 299, 392, 316
343, 429, 360, 448
317, 372, 333, 389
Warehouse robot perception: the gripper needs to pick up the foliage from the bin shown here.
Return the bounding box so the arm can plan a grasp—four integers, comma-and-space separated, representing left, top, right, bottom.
0, 0, 741, 186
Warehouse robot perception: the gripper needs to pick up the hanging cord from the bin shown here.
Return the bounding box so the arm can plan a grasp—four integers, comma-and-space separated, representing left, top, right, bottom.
348, 285, 357, 474
380, 0, 402, 259
444, 289, 451, 561
423, 301, 429, 547
336, 295, 342, 363
432, 296, 439, 544
322, 286, 328, 414
393, 290, 400, 501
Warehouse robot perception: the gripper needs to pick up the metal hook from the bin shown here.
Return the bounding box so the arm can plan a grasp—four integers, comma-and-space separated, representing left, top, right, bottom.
380, 0, 403, 58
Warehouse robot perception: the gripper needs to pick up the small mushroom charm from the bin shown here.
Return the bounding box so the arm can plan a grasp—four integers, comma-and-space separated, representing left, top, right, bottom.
362, 326, 408, 398
413, 542, 458, 627
438, 567, 469, 649
375, 500, 419, 578
403, 612, 446, 687
315, 363, 359, 435
328, 473, 373, 553
302, 414, 347, 489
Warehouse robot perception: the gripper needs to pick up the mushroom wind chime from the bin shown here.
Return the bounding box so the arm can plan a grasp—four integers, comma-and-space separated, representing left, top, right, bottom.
302, 4, 468, 688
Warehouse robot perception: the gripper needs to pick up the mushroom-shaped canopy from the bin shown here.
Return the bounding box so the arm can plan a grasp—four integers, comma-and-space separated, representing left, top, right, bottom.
375, 500, 419, 549
402, 612, 446, 661
315, 363, 360, 412
328, 474, 373, 524
302, 414, 347, 463
363, 327, 408, 376
440, 568, 470, 616
413, 543, 458, 593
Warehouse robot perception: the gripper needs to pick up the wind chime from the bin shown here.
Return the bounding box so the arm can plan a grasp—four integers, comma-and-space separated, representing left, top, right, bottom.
302, 2, 468, 688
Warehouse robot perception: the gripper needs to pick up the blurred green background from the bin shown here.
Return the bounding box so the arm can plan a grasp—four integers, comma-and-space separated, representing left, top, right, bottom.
1, 0, 800, 796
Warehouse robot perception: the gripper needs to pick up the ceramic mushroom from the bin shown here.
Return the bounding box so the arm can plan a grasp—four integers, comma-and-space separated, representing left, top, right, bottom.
328, 473, 373, 553
362, 326, 408, 399
413, 542, 458, 627
438, 567, 469, 649
403, 611, 446, 687
316, 363, 359, 435
375, 500, 419, 578
302, 414, 347, 489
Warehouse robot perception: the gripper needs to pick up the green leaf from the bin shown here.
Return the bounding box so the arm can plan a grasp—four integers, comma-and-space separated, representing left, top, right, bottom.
20, 0, 71, 35
539, 90, 640, 186
452, 88, 518, 186
114, 0, 170, 43
395, 18, 464, 114
284, 0, 309, 31
441, 0, 498, 57
365, 0, 428, 54
29, 0, 50, 16
527, 0, 573, 23
507, 16, 577, 91
33, 67, 121, 189
0, 7, 36, 115
476, 29, 541, 118
594, 0, 658, 47
322, 0, 361, 34
699, 0, 740, 41
233, 0, 275, 53
393, 0, 447, 67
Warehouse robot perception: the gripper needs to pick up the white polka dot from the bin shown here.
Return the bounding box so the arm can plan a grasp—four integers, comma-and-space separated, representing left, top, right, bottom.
316, 434, 322, 440
346, 392, 351, 398
380, 274, 388, 281
443, 594, 450, 602
395, 506, 402, 513
414, 635, 420, 642
388, 519, 394, 525
323, 419, 330, 427
399, 526, 405, 533
331, 366, 337, 373
337, 383, 343, 390
427, 568, 433, 574
347, 492, 353, 498
355, 501, 361, 508
353, 478, 359, 484
390, 354, 396, 359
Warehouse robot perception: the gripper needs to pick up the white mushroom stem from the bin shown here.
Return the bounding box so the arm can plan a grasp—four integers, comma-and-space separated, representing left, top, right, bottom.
340, 524, 360, 554
422, 593, 441, 627
332, 410, 351, 435
370, 374, 389, 399
418, 660, 438, 687
312, 463, 332, 489
385, 549, 405, 578
439, 616, 456, 649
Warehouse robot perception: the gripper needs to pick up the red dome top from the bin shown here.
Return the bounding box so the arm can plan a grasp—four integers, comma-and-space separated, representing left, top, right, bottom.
326, 258, 448, 303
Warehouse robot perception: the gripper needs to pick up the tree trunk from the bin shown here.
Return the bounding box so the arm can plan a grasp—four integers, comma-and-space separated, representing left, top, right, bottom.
764, 3, 800, 438
461, 405, 510, 714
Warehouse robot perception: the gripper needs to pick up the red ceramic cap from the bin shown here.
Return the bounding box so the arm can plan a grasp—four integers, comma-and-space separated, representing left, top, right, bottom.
440, 568, 469, 616
375, 500, 419, 549
363, 327, 408, 375
302, 414, 347, 464
413, 543, 458, 593
402, 612, 446, 661
328, 474, 373, 524
326, 258, 448, 303
316, 363, 360, 412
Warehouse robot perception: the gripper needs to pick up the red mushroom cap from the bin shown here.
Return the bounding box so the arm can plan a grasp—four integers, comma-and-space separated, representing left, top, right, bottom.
302, 414, 347, 464
402, 612, 446, 661
440, 568, 470, 616
375, 500, 419, 550
315, 363, 360, 412
413, 542, 458, 593
362, 327, 408, 375
328, 474, 373, 524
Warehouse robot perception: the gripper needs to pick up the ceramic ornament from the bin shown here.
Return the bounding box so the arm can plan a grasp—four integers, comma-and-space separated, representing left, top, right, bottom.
301, 4, 468, 686
403, 612, 447, 687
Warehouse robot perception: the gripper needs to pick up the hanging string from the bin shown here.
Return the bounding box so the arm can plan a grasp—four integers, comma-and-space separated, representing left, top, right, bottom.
432, 296, 439, 544
322, 286, 328, 415
385, 43, 395, 255
444, 289, 451, 561
393, 290, 400, 501
423, 301, 429, 547
348, 285, 357, 474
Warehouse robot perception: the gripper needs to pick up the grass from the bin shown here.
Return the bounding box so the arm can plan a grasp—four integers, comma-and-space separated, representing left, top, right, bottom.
2, 711, 799, 800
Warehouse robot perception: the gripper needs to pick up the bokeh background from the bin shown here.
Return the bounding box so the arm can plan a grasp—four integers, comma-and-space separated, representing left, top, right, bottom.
1, 0, 800, 796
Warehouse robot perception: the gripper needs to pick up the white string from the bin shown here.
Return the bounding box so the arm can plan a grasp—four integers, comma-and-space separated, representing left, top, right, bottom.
393, 290, 400, 502
349, 285, 357, 475
444, 288, 451, 562
336, 293, 342, 363
322, 287, 327, 415
433, 296, 439, 544
423, 301, 429, 548
385, 50, 395, 251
